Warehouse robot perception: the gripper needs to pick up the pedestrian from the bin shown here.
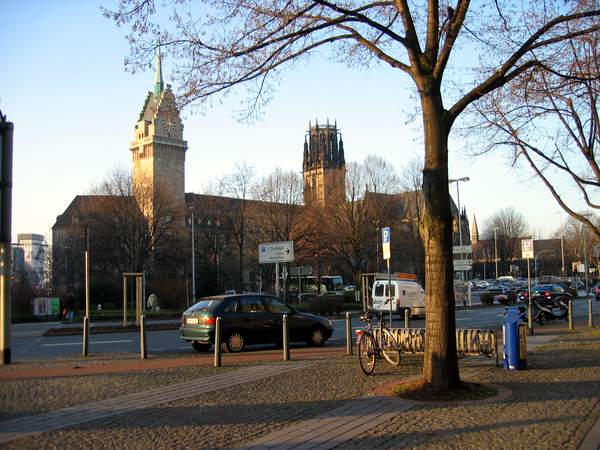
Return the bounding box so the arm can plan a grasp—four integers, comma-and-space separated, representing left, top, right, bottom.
66, 293, 76, 321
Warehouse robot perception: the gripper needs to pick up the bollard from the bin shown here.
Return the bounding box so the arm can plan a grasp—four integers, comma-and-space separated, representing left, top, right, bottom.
568, 300, 574, 330
589, 298, 594, 328
82, 316, 89, 357
140, 315, 147, 359
404, 308, 411, 329
345, 312, 352, 356
283, 314, 290, 361
214, 317, 222, 368
527, 301, 534, 336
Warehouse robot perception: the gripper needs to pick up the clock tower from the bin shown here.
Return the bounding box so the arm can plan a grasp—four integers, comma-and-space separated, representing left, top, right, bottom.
130, 48, 188, 227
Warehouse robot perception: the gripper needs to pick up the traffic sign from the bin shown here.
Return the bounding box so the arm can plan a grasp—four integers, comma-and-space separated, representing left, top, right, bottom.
452, 245, 472, 255
453, 263, 472, 271
453, 259, 473, 265
521, 239, 534, 259
382, 227, 391, 260
258, 241, 294, 263
289, 266, 312, 276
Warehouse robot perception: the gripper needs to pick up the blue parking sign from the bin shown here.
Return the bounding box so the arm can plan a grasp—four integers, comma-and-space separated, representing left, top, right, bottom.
382, 227, 391, 260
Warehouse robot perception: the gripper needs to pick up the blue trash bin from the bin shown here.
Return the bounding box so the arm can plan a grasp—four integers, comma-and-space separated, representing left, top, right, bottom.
503, 306, 527, 370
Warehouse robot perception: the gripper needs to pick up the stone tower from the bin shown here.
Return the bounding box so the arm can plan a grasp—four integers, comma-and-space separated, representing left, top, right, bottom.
302, 119, 346, 206
130, 48, 188, 227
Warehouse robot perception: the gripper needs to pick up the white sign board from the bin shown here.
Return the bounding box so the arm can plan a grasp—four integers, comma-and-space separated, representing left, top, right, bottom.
578, 263, 586, 273
453, 245, 473, 255
382, 227, 391, 260
258, 241, 294, 264
521, 239, 534, 259
453, 261, 473, 271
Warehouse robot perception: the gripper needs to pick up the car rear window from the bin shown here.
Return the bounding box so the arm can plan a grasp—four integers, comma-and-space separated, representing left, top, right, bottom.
187, 299, 222, 313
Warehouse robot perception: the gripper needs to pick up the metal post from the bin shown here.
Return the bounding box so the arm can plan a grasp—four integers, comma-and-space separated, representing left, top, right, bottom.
583, 226, 589, 301
85, 226, 90, 321
0, 116, 13, 365
404, 308, 411, 329
82, 316, 89, 357
387, 259, 392, 328
493, 227, 499, 279
123, 276, 127, 328
191, 209, 196, 302
588, 298, 593, 328
527, 259, 533, 335
140, 315, 147, 359
275, 262, 280, 298
283, 314, 290, 361
568, 300, 574, 330
214, 317, 222, 367
345, 312, 352, 356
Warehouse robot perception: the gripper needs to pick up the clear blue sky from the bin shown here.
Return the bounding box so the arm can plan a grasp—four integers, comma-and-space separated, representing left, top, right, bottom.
2, 1, 570, 243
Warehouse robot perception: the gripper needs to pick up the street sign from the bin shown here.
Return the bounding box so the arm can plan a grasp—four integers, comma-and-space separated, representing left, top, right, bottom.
453, 263, 473, 271
521, 239, 534, 259
382, 227, 391, 260
289, 266, 312, 276
578, 263, 586, 273
453, 259, 473, 265
258, 241, 294, 264
452, 245, 472, 255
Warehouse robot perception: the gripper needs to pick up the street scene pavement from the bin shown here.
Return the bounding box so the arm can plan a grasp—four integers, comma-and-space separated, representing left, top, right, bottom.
1, 314, 599, 449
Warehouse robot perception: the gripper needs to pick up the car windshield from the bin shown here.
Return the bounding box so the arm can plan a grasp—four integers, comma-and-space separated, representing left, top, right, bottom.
186, 299, 222, 313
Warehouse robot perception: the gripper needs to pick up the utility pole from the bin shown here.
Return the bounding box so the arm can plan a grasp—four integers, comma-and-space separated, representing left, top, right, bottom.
0, 111, 14, 364
190, 208, 196, 301
492, 227, 499, 279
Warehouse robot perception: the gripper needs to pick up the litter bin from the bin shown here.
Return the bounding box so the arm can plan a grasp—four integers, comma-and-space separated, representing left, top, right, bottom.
503, 306, 527, 370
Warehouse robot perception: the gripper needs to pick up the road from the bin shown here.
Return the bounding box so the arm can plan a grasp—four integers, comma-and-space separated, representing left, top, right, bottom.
9, 299, 595, 361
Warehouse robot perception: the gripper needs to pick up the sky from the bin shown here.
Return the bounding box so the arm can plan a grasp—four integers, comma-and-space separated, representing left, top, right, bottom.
2, 1, 575, 244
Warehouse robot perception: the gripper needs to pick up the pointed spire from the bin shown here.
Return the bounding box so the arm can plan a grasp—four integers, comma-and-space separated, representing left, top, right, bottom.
154, 46, 164, 97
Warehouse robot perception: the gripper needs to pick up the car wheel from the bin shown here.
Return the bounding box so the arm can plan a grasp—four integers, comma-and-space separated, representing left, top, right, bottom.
307, 326, 326, 347
225, 332, 246, 353
192, 341, 211, 352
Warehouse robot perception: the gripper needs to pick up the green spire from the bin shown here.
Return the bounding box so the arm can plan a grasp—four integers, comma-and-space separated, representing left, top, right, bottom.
154, 46, 164, 97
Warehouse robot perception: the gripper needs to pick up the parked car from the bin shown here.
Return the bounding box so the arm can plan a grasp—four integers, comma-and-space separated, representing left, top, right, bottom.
592, 281, 600, 301
518, 284, 573, 304
554, 281, 577, 298
180, 294, 333, 353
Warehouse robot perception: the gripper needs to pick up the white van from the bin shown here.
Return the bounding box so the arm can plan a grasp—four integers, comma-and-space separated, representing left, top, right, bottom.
371, 280, 426, 318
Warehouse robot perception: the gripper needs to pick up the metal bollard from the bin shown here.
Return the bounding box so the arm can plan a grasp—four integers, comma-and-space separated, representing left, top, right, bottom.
283, 314, 290, 361
140, 315, 147, 359
568, 300, 574, 330
404, 308, 411, 329
214, 317, 221, 368
82, 316, 89, 357
527, 301, 534, 336
589, 298, 593, 328
345, 312, 352, 356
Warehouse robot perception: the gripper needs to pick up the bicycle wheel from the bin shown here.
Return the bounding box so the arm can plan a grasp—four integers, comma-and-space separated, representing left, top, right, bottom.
381, 328, 401, 366
357, 333, 376, 375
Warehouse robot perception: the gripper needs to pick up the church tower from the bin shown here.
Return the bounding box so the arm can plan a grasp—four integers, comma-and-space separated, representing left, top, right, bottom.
302, 119, 346, 206
130, 48, 188, 227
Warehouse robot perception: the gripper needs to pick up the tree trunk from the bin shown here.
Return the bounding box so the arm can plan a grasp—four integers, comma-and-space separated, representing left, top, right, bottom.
419, 90, 460, 389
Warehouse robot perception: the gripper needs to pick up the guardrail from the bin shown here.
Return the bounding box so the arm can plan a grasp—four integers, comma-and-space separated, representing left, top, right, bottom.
375, 328, 499, 366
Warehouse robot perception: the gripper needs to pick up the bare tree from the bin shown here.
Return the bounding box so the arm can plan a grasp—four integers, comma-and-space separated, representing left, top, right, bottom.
482, 207, 529, 276
473, 26, 600, 238
107, 0, 600, 390
216, 163, 256, 291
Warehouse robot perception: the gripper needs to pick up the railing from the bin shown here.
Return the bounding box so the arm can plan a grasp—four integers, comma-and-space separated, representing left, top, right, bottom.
374, 327, 499, 366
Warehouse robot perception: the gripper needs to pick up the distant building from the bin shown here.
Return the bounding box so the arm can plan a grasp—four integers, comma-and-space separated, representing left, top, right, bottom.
16, 233, 49, 288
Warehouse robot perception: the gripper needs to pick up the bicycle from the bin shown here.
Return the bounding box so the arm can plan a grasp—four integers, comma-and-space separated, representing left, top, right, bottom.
356, 308, 400, 375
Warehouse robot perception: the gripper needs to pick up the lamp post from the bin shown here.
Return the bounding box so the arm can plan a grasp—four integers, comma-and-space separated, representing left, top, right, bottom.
492, 227, 499, 279
582, 223, 589, 299
190, 208, 196, 302
449, 176, 470, 280
556, 212, 565, 277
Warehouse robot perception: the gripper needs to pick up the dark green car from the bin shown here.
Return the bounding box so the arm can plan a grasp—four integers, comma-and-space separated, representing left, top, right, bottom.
180, 294, 333, 353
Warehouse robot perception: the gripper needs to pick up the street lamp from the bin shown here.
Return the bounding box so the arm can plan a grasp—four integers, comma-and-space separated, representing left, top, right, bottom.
190, 208, 196, 302
492, 227, 499, 279
449, 176, 470, 280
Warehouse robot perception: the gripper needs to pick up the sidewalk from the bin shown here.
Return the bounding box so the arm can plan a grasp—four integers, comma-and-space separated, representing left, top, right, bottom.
1, 320, 599, 449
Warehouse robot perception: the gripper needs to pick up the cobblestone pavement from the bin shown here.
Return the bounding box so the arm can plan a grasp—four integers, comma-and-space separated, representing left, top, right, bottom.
339, 330, 600, 449
1, 354, 423, 449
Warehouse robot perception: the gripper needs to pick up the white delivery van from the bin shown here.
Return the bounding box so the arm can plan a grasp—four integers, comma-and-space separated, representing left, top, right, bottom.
371, 280, 426, 318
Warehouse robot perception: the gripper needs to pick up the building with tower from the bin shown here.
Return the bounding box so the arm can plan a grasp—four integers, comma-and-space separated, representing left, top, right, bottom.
302, 120, 345, 206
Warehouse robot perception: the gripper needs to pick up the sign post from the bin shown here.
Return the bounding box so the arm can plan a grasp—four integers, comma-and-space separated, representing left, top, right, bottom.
382, 227, 393, 327
259, 241, 294, 298
522, 239, 534, 335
